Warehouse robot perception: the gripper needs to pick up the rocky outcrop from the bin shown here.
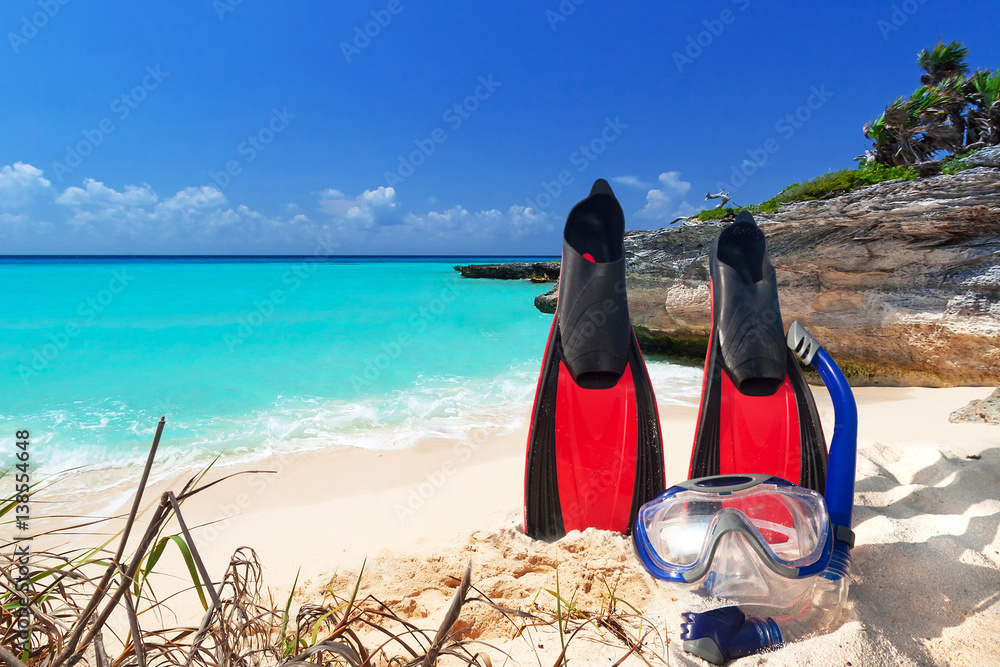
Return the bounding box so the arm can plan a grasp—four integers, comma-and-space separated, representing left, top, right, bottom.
534, 285, 557, 314
454, 261, 559, 282
458, 169, 1000, 386
949, 388, 1000, 424
960, 146, 1000, 169
621, 167, 1000, 386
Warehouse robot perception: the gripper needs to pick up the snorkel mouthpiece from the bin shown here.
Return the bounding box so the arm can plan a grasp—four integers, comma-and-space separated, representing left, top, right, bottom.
681, 607, 782, 665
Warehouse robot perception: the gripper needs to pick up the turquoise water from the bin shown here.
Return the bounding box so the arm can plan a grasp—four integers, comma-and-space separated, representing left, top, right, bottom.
0, 259, 702, 476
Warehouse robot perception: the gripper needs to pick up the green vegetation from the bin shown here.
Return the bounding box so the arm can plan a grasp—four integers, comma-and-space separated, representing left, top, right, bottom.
633, 325, 708, 362
864, 40, 1000, 166
687, 40, 996, 223
769, 163, 918, 202
695, 163, 918, 222
688, 40, 996, 223
941, 148, 982, 175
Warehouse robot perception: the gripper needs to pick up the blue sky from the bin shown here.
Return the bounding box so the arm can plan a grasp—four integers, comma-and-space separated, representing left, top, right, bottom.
1, 0, 998, 255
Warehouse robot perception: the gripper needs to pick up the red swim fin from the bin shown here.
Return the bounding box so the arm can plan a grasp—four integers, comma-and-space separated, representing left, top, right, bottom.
524, 179, 665, 541
689, 212, 827, 491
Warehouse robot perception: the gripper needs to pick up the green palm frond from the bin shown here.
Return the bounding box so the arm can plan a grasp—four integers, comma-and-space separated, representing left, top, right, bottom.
971, 69, 1000, 108
936, 74, 967, 101
918, 40, 970, 85
864, 115, 893, 144
906, 86, 943, 116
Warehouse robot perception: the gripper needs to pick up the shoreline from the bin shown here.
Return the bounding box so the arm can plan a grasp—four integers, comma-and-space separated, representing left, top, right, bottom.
28, 385, 1000, 665
45, 385, 996, 564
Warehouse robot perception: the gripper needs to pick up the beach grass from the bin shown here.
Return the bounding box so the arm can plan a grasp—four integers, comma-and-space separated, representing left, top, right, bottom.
1, 421, 669, 667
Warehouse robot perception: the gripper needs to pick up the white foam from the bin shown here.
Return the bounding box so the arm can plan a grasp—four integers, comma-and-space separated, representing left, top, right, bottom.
8, 360, 704, 486
645, 359, 704, 406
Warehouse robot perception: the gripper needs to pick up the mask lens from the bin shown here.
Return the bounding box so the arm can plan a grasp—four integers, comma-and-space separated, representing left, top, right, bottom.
639, 479, 830, 572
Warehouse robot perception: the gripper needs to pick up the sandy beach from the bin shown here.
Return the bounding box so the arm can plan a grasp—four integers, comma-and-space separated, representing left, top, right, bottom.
5, 6, 999, 666
39, 384, 999, 666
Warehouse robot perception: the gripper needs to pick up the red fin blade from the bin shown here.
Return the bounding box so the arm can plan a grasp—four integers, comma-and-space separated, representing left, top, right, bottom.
554, 361, 637, 533
718, 372, 802, 484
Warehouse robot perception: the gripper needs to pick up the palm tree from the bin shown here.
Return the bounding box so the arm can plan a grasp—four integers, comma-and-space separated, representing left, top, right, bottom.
864, 40, 1000, 166
917, 40, 970, 87
967, 69, 1000, 145
916, 42, 970, 148
932, 73, 969, 145
864, 88, 957, 166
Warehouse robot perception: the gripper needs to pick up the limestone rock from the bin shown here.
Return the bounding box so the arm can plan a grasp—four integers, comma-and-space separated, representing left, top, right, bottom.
949, 388, 1000, 424
454, 261, 559, 282
534, 284, 557, 314
555, 168, 1000, 386
959, 146, 1000, 169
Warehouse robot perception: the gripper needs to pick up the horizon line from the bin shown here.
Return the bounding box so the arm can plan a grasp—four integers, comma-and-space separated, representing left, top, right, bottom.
0, 253, 561, 260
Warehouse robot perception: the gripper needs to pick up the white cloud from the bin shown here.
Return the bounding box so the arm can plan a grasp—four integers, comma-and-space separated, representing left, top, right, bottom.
0, 161, 560, 253
56, 178, 158, 208
0, 162, 53, 208
399, 204, 556, 239
0, 212, 54, 247
635, 171, 701, 224
50, 177, 320, 246
403, 206, 472, 231
158, 185, 227, 212
319, 186, 398, 227
655, 171, 692, 197
610, 175, 653, 190
316, 185, 555, 241
507, 204, 554, 234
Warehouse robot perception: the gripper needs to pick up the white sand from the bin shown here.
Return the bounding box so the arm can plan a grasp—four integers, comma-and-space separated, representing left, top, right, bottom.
38, 386, 1000, 665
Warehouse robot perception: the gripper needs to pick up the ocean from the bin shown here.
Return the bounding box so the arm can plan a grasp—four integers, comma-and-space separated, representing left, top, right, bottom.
0, 258, 703, 478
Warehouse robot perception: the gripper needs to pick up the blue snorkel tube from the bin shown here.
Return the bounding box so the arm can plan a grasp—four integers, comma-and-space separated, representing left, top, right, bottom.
680, 322, 858, 665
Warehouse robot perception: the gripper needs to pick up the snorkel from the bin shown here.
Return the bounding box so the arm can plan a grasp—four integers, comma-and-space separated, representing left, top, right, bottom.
635, 322, 858, 664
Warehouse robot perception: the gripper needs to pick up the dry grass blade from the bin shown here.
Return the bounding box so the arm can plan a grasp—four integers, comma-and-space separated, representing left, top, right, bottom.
0, 645, 29, 667
419, 560, 472, 667
465, 595, 536, 620
4, 419, 668, 667
52, 417, 165, 665
93, 631, 109, 667
281, 640, 362, 666
351, 601, 424, 659
120, 582, 146, 667
177, 471, 276, 501
69, 500, 173, 661
165, 493, 222, 612
548, 621, 593, 667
